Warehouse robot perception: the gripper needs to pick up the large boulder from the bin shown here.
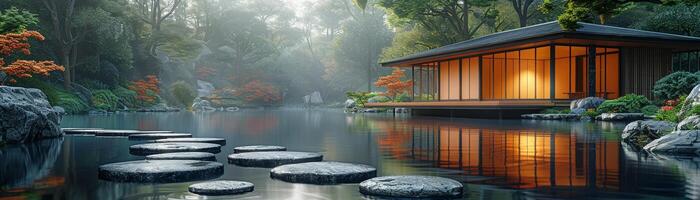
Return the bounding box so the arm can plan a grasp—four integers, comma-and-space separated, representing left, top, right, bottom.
0, 86, 64, 144
622, 120, 676, 149
570, 97, 605, 114
679, 84, 700, 117
677, 115, 700, 131
644, 130, 700, 155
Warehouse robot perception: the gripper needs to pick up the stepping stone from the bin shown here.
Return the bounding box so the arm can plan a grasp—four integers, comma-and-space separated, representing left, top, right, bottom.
98, 160, 223, 183
188, 180, 254, 196
227, 151, 322, 168
130, 142, 222, 156
129, 133, 192, 140
146, 152, 217, 161
62, 128, 104, 135
359, 176, 463, 198
96, 130, 173, 136
156, 138, 226, 145
233, 145, 286, 153
270, 161, 376, 184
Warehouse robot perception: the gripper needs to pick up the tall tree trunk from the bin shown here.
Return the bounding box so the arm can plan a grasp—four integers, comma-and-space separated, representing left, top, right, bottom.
62, 49, 72, 89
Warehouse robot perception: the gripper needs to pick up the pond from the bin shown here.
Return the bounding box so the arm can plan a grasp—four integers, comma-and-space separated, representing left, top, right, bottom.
1, 109, 698, 199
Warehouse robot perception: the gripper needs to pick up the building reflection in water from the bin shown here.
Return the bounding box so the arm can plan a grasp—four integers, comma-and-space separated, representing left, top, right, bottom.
374, 118, 622, 191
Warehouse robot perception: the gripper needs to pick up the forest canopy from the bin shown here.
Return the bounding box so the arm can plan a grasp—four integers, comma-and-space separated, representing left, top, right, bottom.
0, 0, 699, 113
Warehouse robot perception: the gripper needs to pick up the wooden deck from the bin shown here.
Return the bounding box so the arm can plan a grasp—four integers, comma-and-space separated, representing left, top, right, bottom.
365, 100, 570, 109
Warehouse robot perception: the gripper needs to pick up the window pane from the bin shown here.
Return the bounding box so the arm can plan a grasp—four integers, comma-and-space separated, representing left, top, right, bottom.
440, 62, 449, 100
482, 55, 493, 100
449, 59, 460, 100
555, 46, 571, 99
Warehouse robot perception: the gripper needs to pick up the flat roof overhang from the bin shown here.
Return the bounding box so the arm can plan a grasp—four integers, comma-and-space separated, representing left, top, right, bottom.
381, 32, 700, 68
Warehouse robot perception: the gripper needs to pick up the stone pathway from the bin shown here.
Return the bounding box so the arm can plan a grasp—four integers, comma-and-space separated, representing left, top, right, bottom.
98, 160, 223, 183
228, 151, 322, 168
188, 180, 254, 196
270, 161, 376, 184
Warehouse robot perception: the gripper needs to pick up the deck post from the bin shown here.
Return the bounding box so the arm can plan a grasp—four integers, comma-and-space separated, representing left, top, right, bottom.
550, 45, 556, 100
588, 46, 597, 97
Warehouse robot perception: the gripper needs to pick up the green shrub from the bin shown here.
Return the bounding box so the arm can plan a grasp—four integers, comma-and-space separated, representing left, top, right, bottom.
91, 90, 119, 111
653, 71, 699, 100
113, 86, 138, 108
346, 91, 378, 108
597, 94, 652, 113
170, 81, 196, 108
368, 95, 391, 103
395, 93, 411, 102
641, 105, 660, 116
54, 91, 90, 114
657, 109, 680, 122
584, 110, 600, 118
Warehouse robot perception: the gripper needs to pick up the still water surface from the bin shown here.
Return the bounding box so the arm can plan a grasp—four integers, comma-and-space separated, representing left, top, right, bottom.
1, 109, 699, 199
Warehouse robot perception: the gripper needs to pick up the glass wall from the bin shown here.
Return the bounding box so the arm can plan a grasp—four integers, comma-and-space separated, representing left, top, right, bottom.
482, 46, 551, 100
673, 51, 700, 72
554, 46, 619, 99
410, 45, 621, 102
412, 63, 438, 101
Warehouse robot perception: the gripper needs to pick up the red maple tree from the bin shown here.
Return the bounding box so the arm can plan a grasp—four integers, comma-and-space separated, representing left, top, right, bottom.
236, 80, 281, 104
128, 75, 160, 103
0, 31, 64, 85
374, 68, 413, 99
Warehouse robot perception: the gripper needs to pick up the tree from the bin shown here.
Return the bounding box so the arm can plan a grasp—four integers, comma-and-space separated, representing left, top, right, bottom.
40, 0, 79, 89
374, 68, 413, 100
0, 31, 64, 85
131, 0, 182, 31
511, 0, 538, 27
236, 80, 281, 105
378, 0, 498, 44
635, 5, 700, 37
0, 7, 38, 34
128, 75, 160, 103
542, 0, 700, 30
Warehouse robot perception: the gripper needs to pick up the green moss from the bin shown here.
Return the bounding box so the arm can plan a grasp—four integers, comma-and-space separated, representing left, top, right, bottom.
541, 108, 571, 114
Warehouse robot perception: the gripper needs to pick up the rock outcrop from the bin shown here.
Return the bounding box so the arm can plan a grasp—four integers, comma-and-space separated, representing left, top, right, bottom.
570, 97, 605, 114
0, 86, 64, 144
677, 115, 700, 131
679, 84, 700, 117
644, 130, 700, 155
622, 120, 676, 149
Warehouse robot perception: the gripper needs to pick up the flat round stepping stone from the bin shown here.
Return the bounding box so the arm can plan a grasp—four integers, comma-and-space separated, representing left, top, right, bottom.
129, 133, 192, 140
188, 180, 254, 196
146, 152, 217, 161
95, 130, 173, 136
130, 142, 222, 156
156, 138, 226, 145
233, 145, 286, 153
62, 128, 104, 135
270, 161, 376, 184
228, 151, 322, 168
359, 176, 463, 198
98, 160, 223, 183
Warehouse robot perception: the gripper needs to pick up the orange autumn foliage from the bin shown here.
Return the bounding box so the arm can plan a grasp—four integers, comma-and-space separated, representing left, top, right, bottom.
374, 68, 413, 99
0, 31, 64, 85
128, 75, 160, 103
236, 80, 281, 104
